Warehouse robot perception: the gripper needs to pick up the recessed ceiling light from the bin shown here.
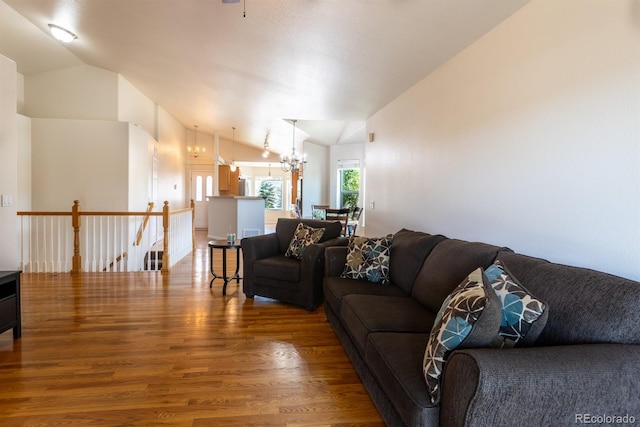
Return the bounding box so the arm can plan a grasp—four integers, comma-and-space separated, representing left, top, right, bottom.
48, 24, 77, 43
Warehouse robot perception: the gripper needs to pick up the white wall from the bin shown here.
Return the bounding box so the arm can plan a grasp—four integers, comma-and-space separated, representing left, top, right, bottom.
0, 54, 18, 269
16, 73, 24, 115
24, 65, 188, 213
301, 141, 329, 216
366, 0, 640, 281
16, 114, 31, 212
128, 123, 155, 212
157, 106, 187, 208
31, 119, 130, 211
118, 75, 157, 139
24, 65, 118, 120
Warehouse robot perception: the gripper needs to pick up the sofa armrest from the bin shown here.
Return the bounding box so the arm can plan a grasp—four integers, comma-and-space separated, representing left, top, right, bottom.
440, 344, 640, 427
301, 240, 331, 268
325, 245, 349, 277
240, 233, 280, 298
321, 236, 349, 254
296, 238, 349, 310
301, 237, 347, 273
241, 233, 280, 261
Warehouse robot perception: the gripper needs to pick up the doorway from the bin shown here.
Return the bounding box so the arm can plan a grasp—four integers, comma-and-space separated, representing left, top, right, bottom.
190, 170, 214, 229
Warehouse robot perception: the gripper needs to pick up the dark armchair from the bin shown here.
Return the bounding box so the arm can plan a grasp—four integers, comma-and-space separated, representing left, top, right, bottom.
241, 218, 346, 311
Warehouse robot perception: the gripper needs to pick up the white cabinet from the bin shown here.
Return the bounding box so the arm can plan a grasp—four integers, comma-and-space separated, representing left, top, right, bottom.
208, 196, 265, 240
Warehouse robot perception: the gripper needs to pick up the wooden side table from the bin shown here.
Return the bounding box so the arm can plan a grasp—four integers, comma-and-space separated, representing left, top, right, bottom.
208, 240, 242, 295
0, 271, 22, 339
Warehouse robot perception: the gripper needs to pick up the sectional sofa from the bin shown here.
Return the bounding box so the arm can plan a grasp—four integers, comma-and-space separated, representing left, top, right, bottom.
323, 228, 640, 426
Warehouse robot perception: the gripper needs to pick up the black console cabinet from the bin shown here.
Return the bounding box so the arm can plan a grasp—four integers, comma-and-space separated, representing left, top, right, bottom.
0, 271, 21, 339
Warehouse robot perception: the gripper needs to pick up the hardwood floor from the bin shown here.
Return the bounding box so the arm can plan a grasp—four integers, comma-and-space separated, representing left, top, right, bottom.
0, 231, 383, 426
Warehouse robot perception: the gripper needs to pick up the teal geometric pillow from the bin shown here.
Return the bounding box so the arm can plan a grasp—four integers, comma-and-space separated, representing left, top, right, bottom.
485, 260, 548, 348
340, 235, 393, 284
284, 223, 325, 260
422, 268, 501, 404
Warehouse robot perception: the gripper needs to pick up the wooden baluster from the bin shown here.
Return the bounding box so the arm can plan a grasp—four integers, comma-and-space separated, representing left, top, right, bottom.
71, 200, 81, 274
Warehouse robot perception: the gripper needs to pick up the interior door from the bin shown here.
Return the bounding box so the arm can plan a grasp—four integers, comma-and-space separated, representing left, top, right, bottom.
190, 171, 214, 229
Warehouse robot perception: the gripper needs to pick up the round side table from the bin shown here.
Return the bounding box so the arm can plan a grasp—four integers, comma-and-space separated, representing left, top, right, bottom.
208, 240, 242, 295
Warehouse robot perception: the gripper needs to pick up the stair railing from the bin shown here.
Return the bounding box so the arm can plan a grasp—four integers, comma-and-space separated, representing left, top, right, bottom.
135, 202, 155, 246
18, 200, 195, 273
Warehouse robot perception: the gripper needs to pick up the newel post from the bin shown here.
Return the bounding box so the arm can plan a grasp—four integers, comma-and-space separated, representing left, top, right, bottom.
161, 201, 170, 273
191, 198, 196, 251
71, 200, 82, 274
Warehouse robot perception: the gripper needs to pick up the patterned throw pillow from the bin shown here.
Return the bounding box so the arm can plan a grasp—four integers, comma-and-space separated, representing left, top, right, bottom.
340, 235, 393, 284
485, 260, 548, 348
423, 268, 501, 405
284, 223, 325, 260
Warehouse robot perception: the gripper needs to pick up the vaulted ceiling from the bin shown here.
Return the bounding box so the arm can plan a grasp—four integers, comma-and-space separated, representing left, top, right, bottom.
0, 0, 530, 153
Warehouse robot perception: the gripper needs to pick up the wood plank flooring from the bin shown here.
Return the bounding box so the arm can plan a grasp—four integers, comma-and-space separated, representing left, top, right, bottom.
0, 231, 383, 426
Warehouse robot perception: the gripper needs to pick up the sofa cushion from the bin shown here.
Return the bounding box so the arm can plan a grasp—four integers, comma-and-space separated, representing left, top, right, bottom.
496, 251, 640, 346
323, 276, 408, 317
284, 222, 325, 260
340, 294, 436, 355
275, 218, 342, 253
412, 239, 504, 313
253, 255, 300, 283
389, 229, 447, 294
341, 235, 393, 284
366, 332, 439, 427
422, 268, 501, 405
485, 259, 548, 347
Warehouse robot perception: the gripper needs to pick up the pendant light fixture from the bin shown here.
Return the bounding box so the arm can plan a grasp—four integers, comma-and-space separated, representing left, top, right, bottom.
187, 125, 205, 158
280, 120, 306, 173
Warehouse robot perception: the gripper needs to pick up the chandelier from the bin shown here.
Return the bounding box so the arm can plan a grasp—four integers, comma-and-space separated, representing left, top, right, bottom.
187, 125, 205, 158
280, 120, 306, 173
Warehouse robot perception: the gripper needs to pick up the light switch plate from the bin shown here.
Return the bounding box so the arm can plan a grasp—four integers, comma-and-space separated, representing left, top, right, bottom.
1, 195, 12, 207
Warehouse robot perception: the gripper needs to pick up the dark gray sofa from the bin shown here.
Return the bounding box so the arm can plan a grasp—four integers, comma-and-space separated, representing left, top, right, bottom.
323, 228, 640, 426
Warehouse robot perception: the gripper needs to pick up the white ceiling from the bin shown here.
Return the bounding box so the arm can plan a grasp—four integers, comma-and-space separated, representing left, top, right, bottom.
0, 0, 530, 153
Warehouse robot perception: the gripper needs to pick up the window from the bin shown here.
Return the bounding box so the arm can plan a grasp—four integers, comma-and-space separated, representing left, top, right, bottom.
256, 177, 283, 210
195, 175, 203, 202
206, 176, 213, 198
338, 160, 360, 209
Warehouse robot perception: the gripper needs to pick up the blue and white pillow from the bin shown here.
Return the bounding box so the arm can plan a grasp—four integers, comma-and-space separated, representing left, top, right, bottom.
485, 260, 548, 348
422, 268, 501, 404
341, 235, 393, 284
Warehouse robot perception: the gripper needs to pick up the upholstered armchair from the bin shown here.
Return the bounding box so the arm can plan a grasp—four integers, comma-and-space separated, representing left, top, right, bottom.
241, 218, 346, 311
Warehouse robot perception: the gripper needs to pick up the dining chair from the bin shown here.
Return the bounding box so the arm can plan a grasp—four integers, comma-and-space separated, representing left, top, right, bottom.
324, 208, 350, 237
348, 206, 363, 236
311, 204, 329, 220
